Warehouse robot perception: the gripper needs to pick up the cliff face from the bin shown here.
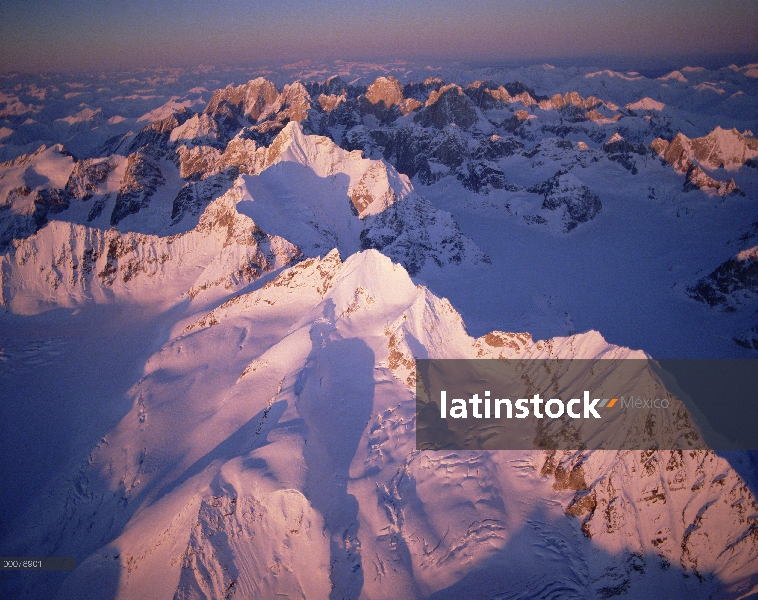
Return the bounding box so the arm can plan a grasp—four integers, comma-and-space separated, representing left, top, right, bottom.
0, 188, 302, 313
651, 126, 758, 194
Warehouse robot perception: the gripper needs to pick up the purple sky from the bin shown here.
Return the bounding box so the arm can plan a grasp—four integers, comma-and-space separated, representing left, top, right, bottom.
1, 0, 757, 72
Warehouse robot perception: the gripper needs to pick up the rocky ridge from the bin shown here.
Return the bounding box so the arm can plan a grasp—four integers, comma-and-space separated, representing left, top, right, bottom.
651, 127, 758, 195
6, 74, 756, 254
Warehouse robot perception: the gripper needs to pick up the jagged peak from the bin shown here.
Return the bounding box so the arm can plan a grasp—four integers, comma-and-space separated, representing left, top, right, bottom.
466, 80, 496, 89
654, 126, 758, 173
263, 121, 412, 210
425, 82, 466, 107
330, 248, 414, 297
280, 80, 311, 121
264, 120, 351, 173
606, 132, 624, 144
313, 75, 351, 98
204, 77, 283, 121
282, 80, 308, 95
539, 91, 603, 111
704, 125, 756, 145
736, 245, 758, 262
414, 84, 483, 130
365, 76, 404, 107
625, 97, 665, 111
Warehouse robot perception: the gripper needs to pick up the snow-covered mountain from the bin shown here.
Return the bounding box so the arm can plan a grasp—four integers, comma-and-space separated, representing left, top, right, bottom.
653, 126, 758, 172
0, 189, 302, 313
0, 117, 487, 278
3, 250, 758, 599
2, 63, 758, 599
650, 126, 758, 195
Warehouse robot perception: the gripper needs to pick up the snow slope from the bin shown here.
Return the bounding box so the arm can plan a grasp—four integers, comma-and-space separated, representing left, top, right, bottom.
1, 250, 756, 599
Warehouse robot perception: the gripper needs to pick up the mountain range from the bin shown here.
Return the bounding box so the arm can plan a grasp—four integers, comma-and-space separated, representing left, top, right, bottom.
1, 61, 757, 599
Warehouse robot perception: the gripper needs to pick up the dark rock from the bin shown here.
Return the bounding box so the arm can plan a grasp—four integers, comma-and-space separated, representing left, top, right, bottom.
528, 170, 602, 232
687, 252, 758, 309
111, 152, 165, 226
414, 84, 480, 130
458, 161, 518, 194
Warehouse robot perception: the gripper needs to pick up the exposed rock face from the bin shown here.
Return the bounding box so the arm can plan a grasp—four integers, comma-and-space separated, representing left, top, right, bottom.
4, 73, 755, 260
83, 74, 630, 217
171, 173, 234, 225
652, 127, 758, 194
686, 127, 758, 170
403, 76, 444, 100
653, 134, 693, 173
346, 119, 527, 188
585, 108, 622, 123
463, 80, 516, 110
0, 185, 30, 210
65, 158, 114, 200
0, 145, 97, 251
683, 164, 739, 196
170, 113, 225, 149
552, 447, 758, 588
128, 108, 196, 156
461, 80, 547, 108
176, 143, 223, 179
365, 76, 405, 109
458, 160, 517, 193
527, 170, 603, 232
111, 151, 165, 226
361, 76, 421, 121
199, 78, 311, 145
544, 91, 603, 111
473, 134, 524, 160
4, 69, 758, 600
603, 132, 650, 173
305, 75, 355, 98
687, 246, 758, 309
225, 122, 488, 274
347, 124, 473, 184
205, 77, 281, 122
0, 187, 68, 252
414, 84, 481, 130
279, 81, 311, 121
317, 93, 345, 112
0, 187, 302, 312
304, 76, 625, 194
360, 192, 489, 275
30, 188, 70, 223
11, 246, 754, 599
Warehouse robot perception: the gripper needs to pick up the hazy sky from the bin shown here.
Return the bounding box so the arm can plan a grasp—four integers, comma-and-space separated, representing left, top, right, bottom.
1, 0, 757, 72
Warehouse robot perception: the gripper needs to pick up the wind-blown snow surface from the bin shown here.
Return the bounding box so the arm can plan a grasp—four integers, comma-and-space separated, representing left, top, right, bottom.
2, 63, 758, 599
2, 250, 757, 599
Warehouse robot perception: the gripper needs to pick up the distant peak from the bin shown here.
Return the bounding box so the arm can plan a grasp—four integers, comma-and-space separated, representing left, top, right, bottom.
657, 70, 687, 83
365, 76, 404, 107
607, 132, 624, 144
